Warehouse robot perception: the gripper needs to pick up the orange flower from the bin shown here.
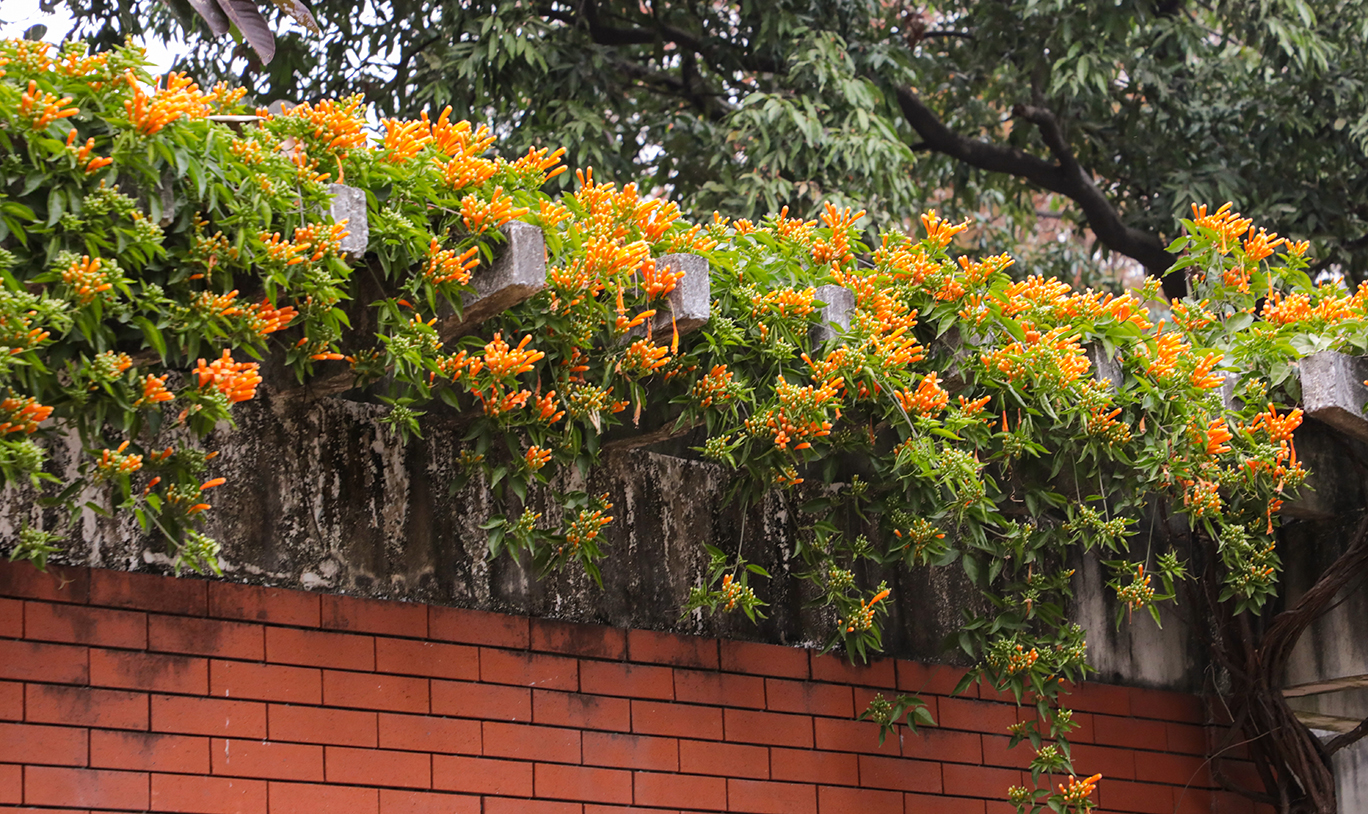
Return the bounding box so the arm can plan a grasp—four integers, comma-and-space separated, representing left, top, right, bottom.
19, 80, 79, 129
1191, 202, 1252, 252
135, 374, 174, 406
1247, 403, 1303, 443
423, 239, 479, 286
524, 445, 553, 471
0, 396, 54, 434
919, 210, 969, 248
1190, 352, 1224, 389
193, 350, 262, 404
1203, 418, 1234, 456
381, 117, 432, 163
461, 187, 530, 235
895, 372, 949, 417
61, 255, 114, 304
535, 391, 565, 424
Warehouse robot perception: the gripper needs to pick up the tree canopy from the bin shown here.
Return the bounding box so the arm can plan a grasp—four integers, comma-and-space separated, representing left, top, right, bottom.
64, 0, 1368, 291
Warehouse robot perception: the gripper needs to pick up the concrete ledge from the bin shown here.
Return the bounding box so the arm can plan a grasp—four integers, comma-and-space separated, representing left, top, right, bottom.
652, 254, 710, 338
1300, 351, 1368, 443
809, 284, 853, 346
327, 184, 369, 261
439, 221, 547, 342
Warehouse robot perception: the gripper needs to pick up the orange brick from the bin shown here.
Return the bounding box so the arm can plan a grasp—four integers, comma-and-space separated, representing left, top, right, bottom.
153, 695, 266, 739
212, 737, 323, 781
148, 614, 264, 661
727, 778, 816, 814
23, 602, 146, 650
583, 806, 679, 814
429, 605, 529, 649
536, 763, 632, 804
90, 649, 208, 695
765, 679, 852, 718
265, 627, 374, 671
380, 788, 481, 814
1063, 681, 1131, 716
534, 689, 630, 732
267, 703, 376, 747
809, 653, 895, 688
92, 730, 208, 774
1094, 779, 1176, 814
811, 717, 903, 757
723, 709, 812, 748
208, 580, 321, 628
0, 763, 17, 804
0, 639, 89, 684
267, 781, 379, 814
1093, 715, 1168, 751
379, 712, 480, 754
484, 798, 582, 814
719, 640, 809, 679
150, 772, 267, 814
937, 697, 1020, 735
0, 722, 88, 765
210, 660, 321, 705
978, 734, 1033, 770
584, 731, 678, 772
904, 792, 985, 813
679, 739, 766, 779
0, 680, 22, 720
432, 755, 533, 796
858, 754, 942, 793
89, 568, 206, 616
896, 659, 971, 696
580, 661, 673, 700
631, 700, 721, 741
1167, 722, 1208, 755
818, 786, 903, 814
324, 669, 428, 713
1134, 750, 1212, 788
627, 630, 717, 670
376, 638, 478, 682
326, 745, 431, 788
0, 560, 89, 603
0, 597, 18, 638
633, 771, 726, 810
431, 679, 531, 722
480, 648, 577, 692
27, 684, 148, 730
1128, 687, 1202, 723
322, 594, 427, 638
483, 721, 580, 764
769, 748, 857, 786
942, 763, 1022, 797
25, 766, 148, 810
531, 619, 626, 660
1067, 742, 1136, 780
674, 670, 764, 709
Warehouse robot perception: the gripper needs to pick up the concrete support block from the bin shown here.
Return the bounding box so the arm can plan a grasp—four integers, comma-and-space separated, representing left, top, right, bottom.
1087, 343, 1121, 392
439, 221, 547, 342
809, 284, 854, 346
651, 254, 710, 338
327, 184, 369, 262
1299, 351, 1368, 442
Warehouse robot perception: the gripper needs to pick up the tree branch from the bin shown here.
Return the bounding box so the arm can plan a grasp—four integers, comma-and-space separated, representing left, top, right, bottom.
1326, 714, 1368, 755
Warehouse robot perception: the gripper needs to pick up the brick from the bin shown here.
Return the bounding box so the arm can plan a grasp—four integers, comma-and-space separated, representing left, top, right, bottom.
584, 731, 678, 772
723, 709, 812, 748
148, 614, 264, 661
903, 793, 985, 814
326, 745, 431, 788
323, 669, 428, 713
265, 627, 374, 672
812, 717, 904, 757
674, 670, 764, 709
208, 580, 321, 628
1173, 788, 1215, 814
938, 697, 1020, 735
1094, 780, 1176, 814
25, 766, 148, 810
536, 764, 632, 804
719, 641, 808, 680
483, 721, 580, 764
583, 807, 678, 814
322, 594, 427, 638
380, 789, 481, 814
379, 712, 480, 754
210, 738, 323, 781
765, 679, 852, 718
809, 653, 895, 688
0, 681, 22, 720
91, 648, 208, 694
627, 630, 717, 670
0, 597, 22, 637
819, 786, 903, 814
1134, 750, 1211, 788
211, 660, 321, 705
431, 679, 531, 722
534, 689, 630, 732
0, 639, 89, 684
27, 684, 147, 730
942, 763, 1022, 797
531, 618, 626, 660
1062, 681, 1130, 717
91, 730, 209, 774
1128, 686, 1203, 722
633, 771, 726, 811
1167, 722, 1208, 755
153, 695, 266, 739
0, 560, 89, 603
1066, 742, 1135, 780
150, 773, 268, 814
580, 661, 672, 700
858, 754, 942, 793
631, 700, 721, 741
23, 602, 145, 650
726, 779, 816, 814
899, 727, 980, 764
979, 734, 1033, 770
679, 739, 766, 779
267, 703, 376, 747
770, 748, 857, 786
376, 638, 478, 682
0, 763, 17, 804
481, 649, 577, 692
0, 722, 88, 765
896, 660, 972, 696
429, 605, 528, 649
432, 755, 533, 796
1092, 715, 1167, 751
89, 568, 207, 616
267, 781, 379, 814
483, 798, 582, 814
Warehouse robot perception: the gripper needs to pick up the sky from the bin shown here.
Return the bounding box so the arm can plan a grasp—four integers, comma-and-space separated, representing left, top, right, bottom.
0, 0, 181, 72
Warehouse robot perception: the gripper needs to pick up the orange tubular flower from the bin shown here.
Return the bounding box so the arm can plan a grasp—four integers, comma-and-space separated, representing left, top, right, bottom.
193, 350, 262, 404
535, 391, 565, 424
524, 445, 553, 471
895, 372, 950, 418
19, 80, 79, 129
919, 210, 970, 248
381, 117, 432, 163
0, 396, 54, 434
482, 333, 544, 379
247, 299, 298, 336
423, 239, 480, 286
640, 258, 685, 300
619, 339, 671, 377
461, 187, 530, 235
1204, 418, 1234, 456
135, 374, 174, 406
1247, 403, 1304, 443
1058, 773, 1102, 805
1190, 352, 1225, 390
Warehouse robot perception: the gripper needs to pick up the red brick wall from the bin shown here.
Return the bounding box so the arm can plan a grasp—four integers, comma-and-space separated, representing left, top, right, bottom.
0, 561, 1258, 814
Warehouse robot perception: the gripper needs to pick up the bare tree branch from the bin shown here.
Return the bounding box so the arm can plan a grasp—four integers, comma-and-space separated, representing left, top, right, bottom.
1327, 714, 1368, 755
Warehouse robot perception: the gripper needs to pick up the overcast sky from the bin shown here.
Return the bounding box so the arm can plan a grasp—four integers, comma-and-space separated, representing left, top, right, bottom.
1, 0, 180, 72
